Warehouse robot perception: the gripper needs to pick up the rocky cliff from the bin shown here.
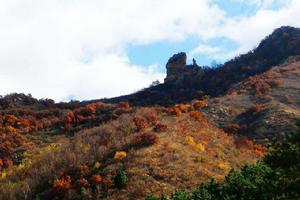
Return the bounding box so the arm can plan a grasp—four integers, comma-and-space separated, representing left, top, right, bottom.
164, 52, 205, 84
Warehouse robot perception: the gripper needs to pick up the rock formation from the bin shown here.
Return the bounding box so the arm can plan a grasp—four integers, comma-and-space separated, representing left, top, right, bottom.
164, 52, 204, 84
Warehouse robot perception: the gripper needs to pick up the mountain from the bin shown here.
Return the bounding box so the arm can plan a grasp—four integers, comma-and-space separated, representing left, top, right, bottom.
0, 26, 300, 200
102, 26, 300, 106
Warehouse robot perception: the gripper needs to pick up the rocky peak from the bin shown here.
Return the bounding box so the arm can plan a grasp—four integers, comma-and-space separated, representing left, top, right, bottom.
164, 52, 204, 84
164, 52, 187, 83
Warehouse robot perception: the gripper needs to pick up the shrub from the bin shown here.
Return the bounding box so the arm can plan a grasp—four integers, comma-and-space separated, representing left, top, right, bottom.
247, 104, 263, 114
114, 170, 128, 189
170, 190, 189, 200
52, 176, 72, 196
218, 162, 230, 171
145, 195, 159, 200
78, 164, 90, 176
90, 174, 102, 186
186, 136, 196, 146
189, 111, 204, 122
75, 178, 90, 189
114, 151, 127, 160
135, 132, 159, 147
194, 143, 205, 153
117, 102, 131, 110
134, 115, 148, 131
144, 109, 158, 124
193, 100, 208, 109
154, 124, 168, 132
225, 123, 241, 134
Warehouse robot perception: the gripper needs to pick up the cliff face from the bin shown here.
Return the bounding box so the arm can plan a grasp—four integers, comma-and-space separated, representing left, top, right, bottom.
164, 52, 205, 84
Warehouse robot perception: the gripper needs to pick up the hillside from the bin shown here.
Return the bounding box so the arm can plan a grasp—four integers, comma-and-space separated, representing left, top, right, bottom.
1, 26, 300, 200
0, 96, 264, 199
102, 26, 300, 106
203, 56, 300, 140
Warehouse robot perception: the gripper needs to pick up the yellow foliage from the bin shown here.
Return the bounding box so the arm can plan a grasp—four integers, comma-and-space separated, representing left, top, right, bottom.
218, 162, 230, 171
47, 143, 60, 151
17, 163, 26, 171
0, 172, 7, 180
175, 104, 191, 113
94, 161, 101, 169
186, 136, 196, 146
186, 136, 206, 153
114, 151, 127, 159
194, 143, 205, 152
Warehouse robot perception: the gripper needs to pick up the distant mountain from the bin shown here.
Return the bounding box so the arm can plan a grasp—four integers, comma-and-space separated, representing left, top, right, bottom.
102, 26, 300, 106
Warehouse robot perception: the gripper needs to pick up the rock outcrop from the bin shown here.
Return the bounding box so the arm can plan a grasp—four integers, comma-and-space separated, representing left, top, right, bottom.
164, 52, 204, 84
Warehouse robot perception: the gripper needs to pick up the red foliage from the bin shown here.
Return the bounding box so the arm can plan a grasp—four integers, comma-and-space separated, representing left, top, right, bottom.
254, 144, 266, 157
64, 111, 76, 130
133, 115, 148, 131
75, 178, 90, 189
78, 164, 90, 177
229, 70, 283, 96
235, 137, 254, 149
90, 174, 102, 186
154, 124, 168, 132
117, 102, 131, 110
234, 137, 266, 157
0, 132, 25, 167
0, 159, 3, 170
52, 176, 72, 195
3, 157, 13, 167
189, 111, 207, 127
135, 132, 159, 147
144, 110, 158, 125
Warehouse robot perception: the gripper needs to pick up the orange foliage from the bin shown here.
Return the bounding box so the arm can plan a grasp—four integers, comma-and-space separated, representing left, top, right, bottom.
90, 174, 102, 186
117, 102, 131, 110
192, 100, 208, 109
0, 159, 3, 171
229, 70, 283, 96
3, 158, 13, 168
154, 123, 168, 132
189, 111, 206, 124
133, 115, 148, 131
78, 164, 90, 177
144, 110, 158, 125
0, 132, 25, 168
52, 176, 72, 195
75, 178, 90, 189
234, 137, 266, 157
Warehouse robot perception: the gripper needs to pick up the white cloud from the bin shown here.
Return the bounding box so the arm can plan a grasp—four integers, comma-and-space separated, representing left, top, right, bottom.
190, 44, 220, 57
0, 0, 300, 101
0, 0, 225, 101
190, 0, 300, 63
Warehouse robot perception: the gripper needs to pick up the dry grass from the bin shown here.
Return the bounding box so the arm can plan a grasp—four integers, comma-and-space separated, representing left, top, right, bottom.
0, 104, 263, 200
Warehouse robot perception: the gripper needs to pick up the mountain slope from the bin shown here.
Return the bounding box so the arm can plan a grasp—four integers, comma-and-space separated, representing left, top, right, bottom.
203, 56, 300, 140
0, 99, 264, 200
101, 26, 300, 106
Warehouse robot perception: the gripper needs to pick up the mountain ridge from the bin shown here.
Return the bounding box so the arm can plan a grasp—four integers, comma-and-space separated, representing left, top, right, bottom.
99, 26, 300, 106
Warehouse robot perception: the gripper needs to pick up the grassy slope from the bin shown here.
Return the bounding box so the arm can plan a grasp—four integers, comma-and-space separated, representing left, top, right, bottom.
0, 103, 263, 200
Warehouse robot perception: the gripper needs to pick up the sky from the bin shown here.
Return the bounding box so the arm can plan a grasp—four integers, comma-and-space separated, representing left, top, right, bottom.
0, 0, 300, 102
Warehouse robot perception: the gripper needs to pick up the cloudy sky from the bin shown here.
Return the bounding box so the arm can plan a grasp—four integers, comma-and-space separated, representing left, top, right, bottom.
0, 0, 300, 101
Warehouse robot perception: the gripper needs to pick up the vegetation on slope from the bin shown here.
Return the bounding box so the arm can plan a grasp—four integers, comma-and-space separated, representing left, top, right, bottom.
0, 96, 264, 200
147, 120, 300, 200
103, 26, 300, 106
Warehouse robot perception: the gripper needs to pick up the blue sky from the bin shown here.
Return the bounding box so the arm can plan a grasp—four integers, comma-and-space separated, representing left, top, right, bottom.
0, 0, 299, 101
127, 0, 288, 69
